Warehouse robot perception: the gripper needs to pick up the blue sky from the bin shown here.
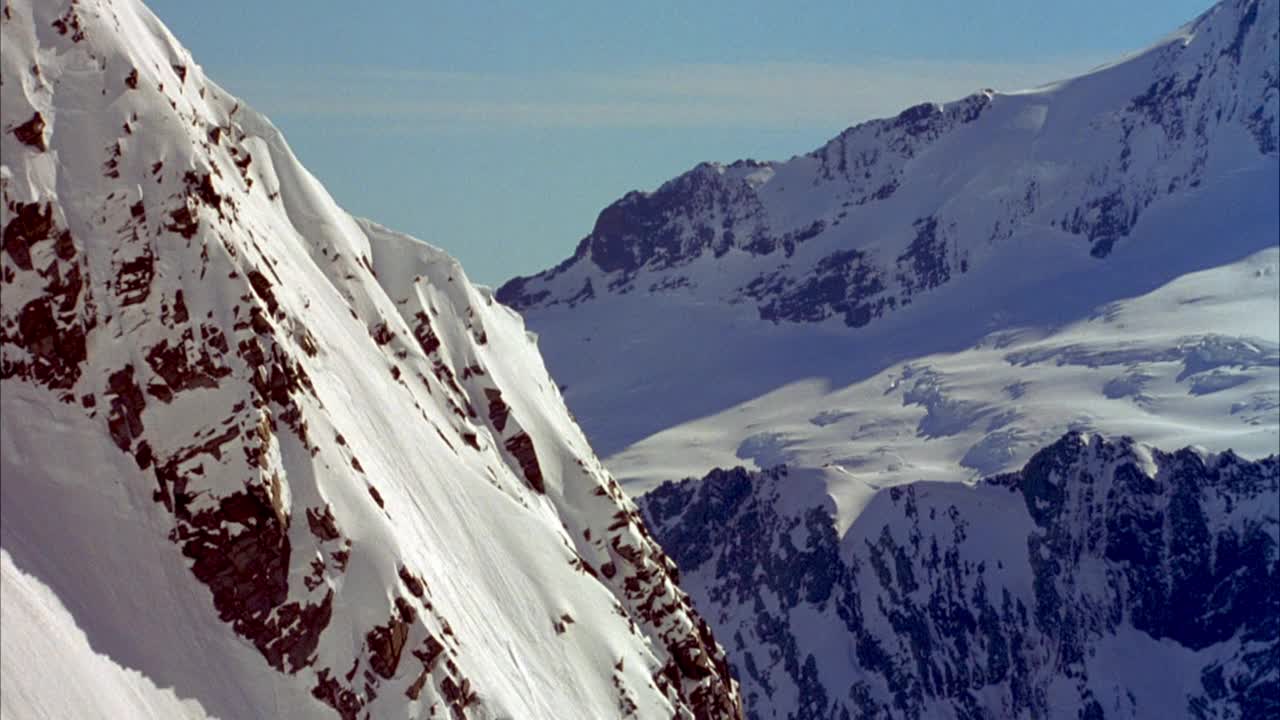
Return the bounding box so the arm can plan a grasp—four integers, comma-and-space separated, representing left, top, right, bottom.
148, 1, 1212, 285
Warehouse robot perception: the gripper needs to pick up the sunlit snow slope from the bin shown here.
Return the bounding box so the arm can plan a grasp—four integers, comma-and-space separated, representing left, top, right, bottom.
500, 0, 1279, 495
0, 1, 741, 718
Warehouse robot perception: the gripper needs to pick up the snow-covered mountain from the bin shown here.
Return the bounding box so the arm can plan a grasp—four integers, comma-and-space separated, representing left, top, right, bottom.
495, 1, 1279, 718
0, 1, 742, 718
496, 0, 1279, 493
639, 434, 1279, 720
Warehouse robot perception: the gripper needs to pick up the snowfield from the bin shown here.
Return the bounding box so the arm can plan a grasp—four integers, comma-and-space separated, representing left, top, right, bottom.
610, 236, 1279, 502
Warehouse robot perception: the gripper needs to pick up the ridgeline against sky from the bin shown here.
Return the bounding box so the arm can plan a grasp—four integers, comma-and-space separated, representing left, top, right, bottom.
147, 0, 1213, 285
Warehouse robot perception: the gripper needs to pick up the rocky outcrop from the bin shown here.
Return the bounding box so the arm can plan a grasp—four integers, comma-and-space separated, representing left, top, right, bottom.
640, 434, 1279, 720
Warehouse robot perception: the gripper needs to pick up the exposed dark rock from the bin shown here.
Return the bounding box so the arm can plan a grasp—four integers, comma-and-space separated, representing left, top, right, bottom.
366, 616, 410, 679
105, 365, 146, 450
175, 469, 334, 673
306, 505, 341, 542
759, 248, 887, 328
312, 669, 363, 720
11, 112, 46, 151
50, 6, 85, 41
370, 322, 394, 346
3, 201, 54, 271
246, 270, 278, 315
167, 205, 198, 239
115, 248, 155, 306
504, 432, 544, 493
484, 387, 509, 432
896, 216, 956, 297
398, 565, 426, 598
144, 331, 231, 399
412, 311, 440, 355
641, 434, 1279, 720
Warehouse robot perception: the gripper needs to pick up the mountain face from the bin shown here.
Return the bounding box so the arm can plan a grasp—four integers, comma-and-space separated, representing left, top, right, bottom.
500, 0, 1276, 321
0, 1, 742, 718
639, 434, 1279, 720
488, 2, 1279, 719
492, 0, 1279, 491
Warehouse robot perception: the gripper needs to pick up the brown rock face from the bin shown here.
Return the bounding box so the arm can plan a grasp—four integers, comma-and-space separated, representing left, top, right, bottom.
12, 112, 46, 151
3, 201, 53, 270
484, 388, 509, 432
144, 332, 232, 399
115, 250, 155, 306
105, 366, 146, 450
504, 432, 544, 494
366, 616, 410, 679
1, 202, 91, 392
307, 505, 341, 542
398, 565, 426, 598
166, 205, 198, 238
412, 311, 441, 355
312, 670, 363, 720
178, 480, 332, 673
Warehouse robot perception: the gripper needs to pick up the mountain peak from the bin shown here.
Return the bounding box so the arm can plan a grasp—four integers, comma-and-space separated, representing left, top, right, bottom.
498, 0, 1276, 319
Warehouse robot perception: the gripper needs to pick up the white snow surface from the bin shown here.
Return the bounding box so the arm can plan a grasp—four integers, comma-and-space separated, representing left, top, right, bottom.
1, 549, 214, 720
0, 1, 739, 718
506, 0, 1280, 521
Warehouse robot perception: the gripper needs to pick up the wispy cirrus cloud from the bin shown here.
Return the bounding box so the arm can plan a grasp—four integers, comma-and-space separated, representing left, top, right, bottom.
214, 57, 1113, 132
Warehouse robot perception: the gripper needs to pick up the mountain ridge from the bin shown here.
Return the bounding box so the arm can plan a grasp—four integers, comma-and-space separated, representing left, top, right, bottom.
500, 0, 1276, 320
640, 432, 1279, 719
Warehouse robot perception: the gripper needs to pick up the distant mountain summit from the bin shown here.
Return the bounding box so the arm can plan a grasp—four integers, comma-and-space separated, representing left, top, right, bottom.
494, 0, 1278, 487
496, 4, 1280, 717
500, 0, 1276, 327
0, 1, 741, 718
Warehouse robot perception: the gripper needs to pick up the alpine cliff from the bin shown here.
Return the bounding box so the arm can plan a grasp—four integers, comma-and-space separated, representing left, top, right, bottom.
640, 434, 1278, 719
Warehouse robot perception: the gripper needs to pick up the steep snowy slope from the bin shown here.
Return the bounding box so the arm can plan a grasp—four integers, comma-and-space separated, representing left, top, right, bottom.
497, 0, 1279, 490
1, 549, 214, 720
640, 434, 1279, 720
0, 1, 741, 718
